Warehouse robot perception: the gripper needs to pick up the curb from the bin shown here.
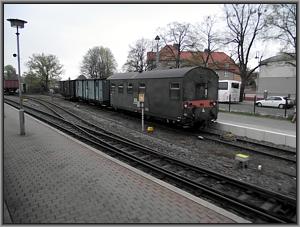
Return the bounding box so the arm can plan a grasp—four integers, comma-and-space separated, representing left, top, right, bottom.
213, 122, 296, 148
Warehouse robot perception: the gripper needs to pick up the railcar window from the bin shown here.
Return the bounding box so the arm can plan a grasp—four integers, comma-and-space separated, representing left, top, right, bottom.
232, 82, 239, 89
170, 83, 180, 89
127, 83, 133, 94
111, 83, 116, 93
218, 82, 228, 90
195, 83, 208, 99
139, 83, 146, 94
118, 84, 124, 93
170, 82, 180, 100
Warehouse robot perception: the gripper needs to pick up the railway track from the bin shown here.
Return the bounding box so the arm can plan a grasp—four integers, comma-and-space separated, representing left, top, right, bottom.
41, 95, 296, 161
4, 97, 297, 223
27, 96, 296, 164
197, 130, 296, 163
62, 95, 296, 162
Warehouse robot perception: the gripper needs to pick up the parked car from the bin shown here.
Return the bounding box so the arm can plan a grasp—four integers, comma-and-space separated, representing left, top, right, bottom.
256, 96, 294, 109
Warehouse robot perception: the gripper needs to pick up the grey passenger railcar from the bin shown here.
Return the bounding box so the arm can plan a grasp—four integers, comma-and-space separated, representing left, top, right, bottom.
75, 79, 110, 105
107, 66, 218, 127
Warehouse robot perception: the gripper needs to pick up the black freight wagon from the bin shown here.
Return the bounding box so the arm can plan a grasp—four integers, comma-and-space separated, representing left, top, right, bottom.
107, 66, 219, 127
59, 80, 76, 100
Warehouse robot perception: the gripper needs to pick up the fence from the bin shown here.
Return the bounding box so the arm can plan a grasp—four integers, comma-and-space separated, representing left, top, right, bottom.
219, 93, 296, 119
243, 92, 296, 101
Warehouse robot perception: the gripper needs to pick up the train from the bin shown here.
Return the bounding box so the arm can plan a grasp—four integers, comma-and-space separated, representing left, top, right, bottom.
59, 66, 219, 128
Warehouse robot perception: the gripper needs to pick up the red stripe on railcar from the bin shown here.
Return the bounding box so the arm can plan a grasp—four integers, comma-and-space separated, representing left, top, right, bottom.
183, 100, 217, 108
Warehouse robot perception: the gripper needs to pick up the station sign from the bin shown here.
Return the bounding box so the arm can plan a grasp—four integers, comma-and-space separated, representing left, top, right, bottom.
139, 93, 144, 102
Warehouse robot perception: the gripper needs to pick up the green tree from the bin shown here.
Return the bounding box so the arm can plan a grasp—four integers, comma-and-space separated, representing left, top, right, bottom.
80, 46, 117, 79
4, 65, 17, 79
23, 71, 40, 93
25, 53, 63, 92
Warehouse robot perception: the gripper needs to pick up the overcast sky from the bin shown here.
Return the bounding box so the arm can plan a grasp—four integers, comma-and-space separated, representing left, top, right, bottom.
4, 3, 282, 80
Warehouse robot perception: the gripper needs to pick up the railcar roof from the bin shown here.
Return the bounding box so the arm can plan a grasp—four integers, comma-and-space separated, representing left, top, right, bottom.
107, 66, 213, 80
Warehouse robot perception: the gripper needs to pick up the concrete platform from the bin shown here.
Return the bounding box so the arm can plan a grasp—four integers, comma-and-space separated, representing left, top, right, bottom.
3, 104, 249, 224
214, 112, 296, 148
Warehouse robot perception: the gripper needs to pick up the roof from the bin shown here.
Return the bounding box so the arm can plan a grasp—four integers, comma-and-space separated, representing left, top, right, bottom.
147, 45, 240, 74
261, 53, 296, 64
107, 66, 214, 80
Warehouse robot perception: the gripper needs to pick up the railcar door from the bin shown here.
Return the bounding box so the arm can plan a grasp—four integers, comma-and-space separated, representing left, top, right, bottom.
95, 80, 99, 101
84, 80, 88, 100
88, 80, 94, 101
195, 83, 208, 99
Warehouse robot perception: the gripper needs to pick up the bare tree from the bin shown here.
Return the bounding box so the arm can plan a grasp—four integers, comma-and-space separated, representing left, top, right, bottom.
122, 38, 150, 72
158, 22, 196, 68
26, 53, 63, 92
224, 4, 267, 101
191, 16, 222, 67
81, 46, 117, 79
265, 4, 296, 59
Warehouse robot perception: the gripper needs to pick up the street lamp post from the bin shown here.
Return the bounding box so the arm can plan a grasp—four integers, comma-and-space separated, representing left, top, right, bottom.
255, 51, 260, 95
7, 18, 27, 135
155, 35, 160, 68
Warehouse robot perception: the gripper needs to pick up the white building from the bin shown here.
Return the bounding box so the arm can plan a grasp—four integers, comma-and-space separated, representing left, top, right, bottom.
257, 53, 296, 98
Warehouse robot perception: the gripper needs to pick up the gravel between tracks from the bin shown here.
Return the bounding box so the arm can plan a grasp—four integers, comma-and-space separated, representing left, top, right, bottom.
10, 95, 297, 198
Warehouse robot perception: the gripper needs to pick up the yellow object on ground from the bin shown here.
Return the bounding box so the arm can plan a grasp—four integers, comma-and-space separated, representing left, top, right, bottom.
235, 153, 250, 169
147, 127, 154, 133
236, 154, 249, 159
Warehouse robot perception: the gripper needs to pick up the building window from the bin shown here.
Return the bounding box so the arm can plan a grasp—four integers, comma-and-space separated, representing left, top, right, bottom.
118, 84, 124, 93
169, 82, 180, 100
127, 83, 133, 94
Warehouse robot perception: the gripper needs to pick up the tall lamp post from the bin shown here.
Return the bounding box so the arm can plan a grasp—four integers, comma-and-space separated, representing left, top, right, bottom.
255, 51, 261, 96
155, 35, 160, 68
7, 18, 27, 135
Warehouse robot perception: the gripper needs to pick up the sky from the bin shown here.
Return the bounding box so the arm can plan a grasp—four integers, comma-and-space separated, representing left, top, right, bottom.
4, 3, 283, 80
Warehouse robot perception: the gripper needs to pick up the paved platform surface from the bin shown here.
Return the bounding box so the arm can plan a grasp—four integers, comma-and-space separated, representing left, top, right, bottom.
218, 112, 296, 136
215, 112, 296, 148
3, 104, 248, 224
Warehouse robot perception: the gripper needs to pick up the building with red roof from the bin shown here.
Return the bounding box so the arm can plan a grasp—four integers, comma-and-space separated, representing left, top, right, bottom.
147, 44, 241, 81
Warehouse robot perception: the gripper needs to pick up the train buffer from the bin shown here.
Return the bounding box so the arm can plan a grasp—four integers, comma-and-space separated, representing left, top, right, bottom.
235, 153, 250, 169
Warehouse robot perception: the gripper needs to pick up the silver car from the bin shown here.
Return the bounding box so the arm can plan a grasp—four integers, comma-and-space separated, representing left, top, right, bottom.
256, 96, 294, 109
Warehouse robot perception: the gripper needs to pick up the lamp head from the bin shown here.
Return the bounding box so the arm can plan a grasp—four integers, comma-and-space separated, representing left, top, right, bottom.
7, 18, 27, 28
